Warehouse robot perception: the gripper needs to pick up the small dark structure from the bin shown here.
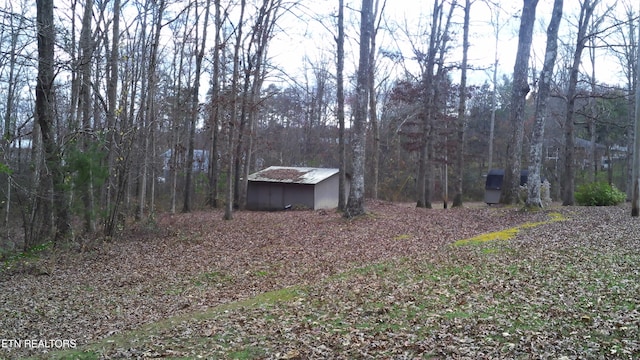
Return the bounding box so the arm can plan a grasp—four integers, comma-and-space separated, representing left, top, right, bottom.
484, 169, 528, 204
247, 166, 343, 210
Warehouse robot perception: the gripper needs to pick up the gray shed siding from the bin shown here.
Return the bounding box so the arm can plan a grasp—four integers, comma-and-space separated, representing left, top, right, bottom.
247, 182, 315, 210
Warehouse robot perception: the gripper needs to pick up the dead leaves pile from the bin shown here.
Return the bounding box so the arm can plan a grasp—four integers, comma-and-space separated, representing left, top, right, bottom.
1, 201, 638, 359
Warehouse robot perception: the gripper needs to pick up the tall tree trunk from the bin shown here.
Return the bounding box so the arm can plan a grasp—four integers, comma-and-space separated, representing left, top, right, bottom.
631, 15, 640, 216
417, 0, 441, 209
104, 0, 121, 236
224, 0, 246, 220
368, 0, 385, 200
78, 0, 96, 232
626, 7, 637, 200
184, 0, 211, 213
169, 21, 189, 214
36, 0, 70, 245
562, 0, 598, 206
240, 0, 280, 210
417, 0, 455, 208
588, 29, 598, 182
527, 0, 563, 208
453, 0, 472, 208
234, 62, 252, 209
208, 1, 222, 209
337, 0, 346, 210
344, 0, 373, 218
487, 6, 503, 173
137, 0, 166, 219
2, 9, 24, 230
134, 2, 150, 220
501, 0, 538, 205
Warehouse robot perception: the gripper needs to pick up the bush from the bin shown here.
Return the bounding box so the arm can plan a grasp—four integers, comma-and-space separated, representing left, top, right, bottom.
575, 182, 626, 206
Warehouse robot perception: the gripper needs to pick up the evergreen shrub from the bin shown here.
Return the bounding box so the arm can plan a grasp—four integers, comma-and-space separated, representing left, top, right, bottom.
575, 182, 626, 206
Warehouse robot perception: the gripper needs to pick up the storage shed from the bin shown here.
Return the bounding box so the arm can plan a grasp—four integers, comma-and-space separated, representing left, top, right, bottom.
247, 166, 343, 210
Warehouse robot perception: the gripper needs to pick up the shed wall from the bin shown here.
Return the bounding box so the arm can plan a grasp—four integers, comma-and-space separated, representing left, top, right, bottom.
314, 174, 340, 210
247, 182, 315, 210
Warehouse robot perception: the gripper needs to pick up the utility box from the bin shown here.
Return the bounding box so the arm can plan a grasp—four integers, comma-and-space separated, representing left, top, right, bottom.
484, 169, 528, 204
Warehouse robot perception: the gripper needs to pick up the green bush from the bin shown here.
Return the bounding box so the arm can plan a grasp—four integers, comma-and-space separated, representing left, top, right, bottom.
575, 182, 626, 206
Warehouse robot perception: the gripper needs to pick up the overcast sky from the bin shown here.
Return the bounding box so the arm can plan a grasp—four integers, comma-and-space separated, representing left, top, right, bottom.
269, 0, 637, 88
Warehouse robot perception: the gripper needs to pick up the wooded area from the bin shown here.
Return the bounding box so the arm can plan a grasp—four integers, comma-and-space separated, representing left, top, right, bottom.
0, 0, 639, 252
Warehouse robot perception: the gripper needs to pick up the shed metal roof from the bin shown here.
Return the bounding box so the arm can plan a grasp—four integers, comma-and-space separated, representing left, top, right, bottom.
247, 166, 339, 185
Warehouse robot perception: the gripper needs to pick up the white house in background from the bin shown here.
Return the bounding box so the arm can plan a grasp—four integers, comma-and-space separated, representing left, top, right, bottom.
159, 149, 209, 182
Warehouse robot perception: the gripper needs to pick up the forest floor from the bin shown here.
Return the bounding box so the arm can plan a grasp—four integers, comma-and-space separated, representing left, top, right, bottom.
0, 200, 639, 359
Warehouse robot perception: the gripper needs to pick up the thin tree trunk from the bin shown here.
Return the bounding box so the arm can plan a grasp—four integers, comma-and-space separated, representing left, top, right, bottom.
562, 0, 598, 206
208, 0, 222, 209
184, 0, 211, 213
417, 0, 441, 208
368, 0, 385, 200
78, 0, 96, 232
234, 63, 252, 209
631, 16, 640, 216
588, 31, 598, 182
224, 0, 246, 220
487, 8, 503, 173
337, 0, 346, 210
2, 10, 23, 230
169, 23, 189, 214
453, 0, 472, 208
626, 8, 637, 200
134, 2, 150, 220
104, 0, 120, 236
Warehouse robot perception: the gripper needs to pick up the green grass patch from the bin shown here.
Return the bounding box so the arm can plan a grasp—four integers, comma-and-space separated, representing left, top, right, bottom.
45, 286, 304, 360
47, 350, 101, 360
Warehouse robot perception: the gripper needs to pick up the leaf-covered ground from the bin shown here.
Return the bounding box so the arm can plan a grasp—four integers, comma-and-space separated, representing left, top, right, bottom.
1, 201, 638, 359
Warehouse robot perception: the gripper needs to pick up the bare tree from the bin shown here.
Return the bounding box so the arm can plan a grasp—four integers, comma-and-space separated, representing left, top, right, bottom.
207, 0, 224, 209
337, 0, 346, 210
527, 0, 563, 208
562, 0, 599, 206
501, 0, 538, 205
1, 3, 31, 232
183, 0, 211, 213
452, 0, 473, 208
368, 0, 387, 200
76, 0, 97, 233
345, 0, 373, 218
631, 14, 640, 216
615, 2, 638, 199
224, 0, 246, 220
35, 0, 70, 245
236, 0, 285, 210
103, 0, 122, 236
485, 0, 510, 173
417, 0, 456, 209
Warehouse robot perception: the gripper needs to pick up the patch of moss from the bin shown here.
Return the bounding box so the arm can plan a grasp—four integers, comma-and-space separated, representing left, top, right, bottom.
454, 228, 520, 246
454, 211, 567, 246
